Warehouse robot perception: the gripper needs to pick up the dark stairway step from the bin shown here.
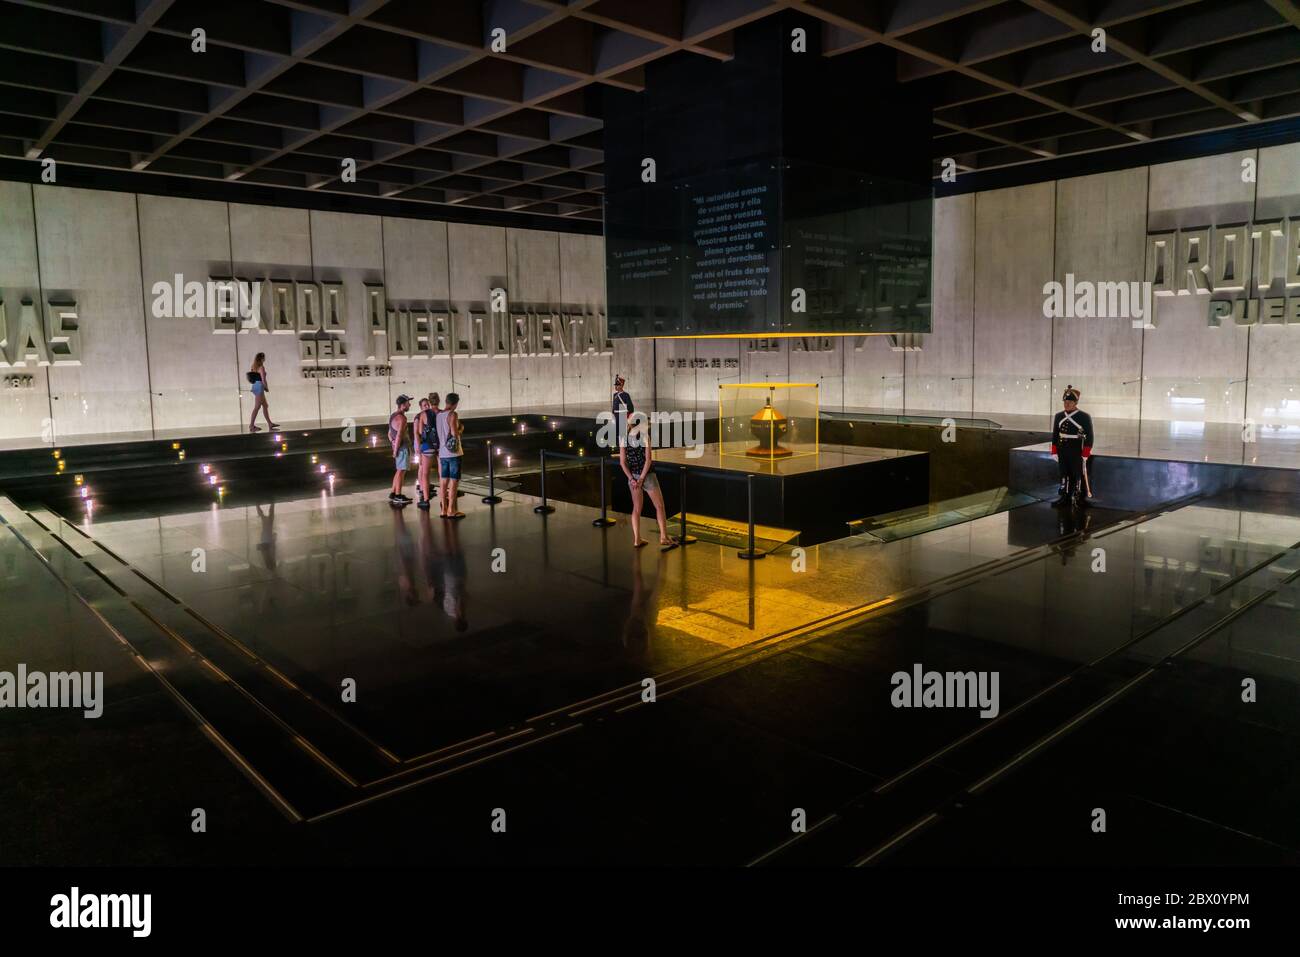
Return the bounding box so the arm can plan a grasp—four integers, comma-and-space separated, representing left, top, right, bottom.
0, 499, 356, 821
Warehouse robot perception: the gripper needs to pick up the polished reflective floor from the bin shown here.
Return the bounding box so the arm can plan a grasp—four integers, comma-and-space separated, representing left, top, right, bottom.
2, 469, 1297, 864
1017, 419, 1300, 468
54, 479, 1092, 769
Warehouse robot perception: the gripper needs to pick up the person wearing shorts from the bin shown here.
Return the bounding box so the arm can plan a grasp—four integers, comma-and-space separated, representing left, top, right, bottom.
412, 394, 439, 509
246, 352, 279, 433
388, 395, 413, 507
436, 392, 464, 519
619, 418, 673, 548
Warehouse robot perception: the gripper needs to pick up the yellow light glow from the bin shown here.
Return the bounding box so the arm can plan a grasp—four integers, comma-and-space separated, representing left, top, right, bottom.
653, 332, 892, 340
719, 382, 819, 389
656, 586, 847, 648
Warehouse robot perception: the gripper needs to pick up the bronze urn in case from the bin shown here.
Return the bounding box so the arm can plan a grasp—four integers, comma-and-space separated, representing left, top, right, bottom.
747, 396, 793, 458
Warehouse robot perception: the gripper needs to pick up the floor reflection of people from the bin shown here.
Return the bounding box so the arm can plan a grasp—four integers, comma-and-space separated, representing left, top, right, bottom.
392, 504, 419, 606
418, 507, 443, 600
620, 546, 661, 655
254, 502, 276, 570
438, 513, 468, 631
417, 506, 468, 631
1057, 506, 1095, 565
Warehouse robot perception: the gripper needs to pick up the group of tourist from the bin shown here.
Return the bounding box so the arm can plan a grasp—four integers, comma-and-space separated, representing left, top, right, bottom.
389, 392, 464, 515
247, 357, 669, 542
246, 356, 464, 516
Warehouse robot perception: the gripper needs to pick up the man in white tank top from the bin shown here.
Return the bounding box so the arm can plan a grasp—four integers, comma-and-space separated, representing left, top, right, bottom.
436, 392, 465, 519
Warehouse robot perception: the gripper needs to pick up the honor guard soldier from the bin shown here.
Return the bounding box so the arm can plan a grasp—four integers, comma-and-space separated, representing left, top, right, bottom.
612, 374, 634, 447
1051, 385, 1095, 508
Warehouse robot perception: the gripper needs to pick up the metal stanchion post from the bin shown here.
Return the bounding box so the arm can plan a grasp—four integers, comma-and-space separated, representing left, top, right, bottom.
482, 440, 502, 505
592, 451, 616, 528
533, 448, 555, 514
738, 474, 765, 560
675, 465, 697, 545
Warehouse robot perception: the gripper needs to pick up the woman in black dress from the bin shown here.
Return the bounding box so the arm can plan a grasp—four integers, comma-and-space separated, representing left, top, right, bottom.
618, 419, 673, 549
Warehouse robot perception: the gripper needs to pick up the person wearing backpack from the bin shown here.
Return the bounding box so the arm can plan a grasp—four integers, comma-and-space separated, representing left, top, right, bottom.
412, 393, 440, 510
436, 392, 465, 519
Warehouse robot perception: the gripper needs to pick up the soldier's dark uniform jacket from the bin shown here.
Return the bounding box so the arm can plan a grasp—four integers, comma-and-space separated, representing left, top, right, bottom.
1052, 395, 1095, 506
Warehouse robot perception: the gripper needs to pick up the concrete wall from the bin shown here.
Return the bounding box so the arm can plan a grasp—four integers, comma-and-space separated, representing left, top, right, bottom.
0, 181, 49, 441
0, 185, 609, 446
37, 186, 152, 438
3, 138, 1298, 447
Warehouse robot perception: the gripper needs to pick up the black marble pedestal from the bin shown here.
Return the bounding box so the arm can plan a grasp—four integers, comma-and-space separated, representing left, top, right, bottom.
642, 443, 930, 545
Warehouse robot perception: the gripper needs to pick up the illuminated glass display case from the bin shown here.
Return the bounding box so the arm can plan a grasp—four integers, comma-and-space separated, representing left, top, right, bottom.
719, 383, 819, 461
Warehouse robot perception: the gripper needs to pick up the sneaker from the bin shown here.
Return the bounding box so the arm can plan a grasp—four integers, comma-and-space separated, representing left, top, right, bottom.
395, 493, 413, 503
417, 498, 430, 510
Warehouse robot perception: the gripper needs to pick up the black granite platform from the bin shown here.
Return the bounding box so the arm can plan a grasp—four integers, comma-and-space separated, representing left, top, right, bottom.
4, 468, 1297, 871
4, 408, 1299, 875
644, 443, 930, 545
